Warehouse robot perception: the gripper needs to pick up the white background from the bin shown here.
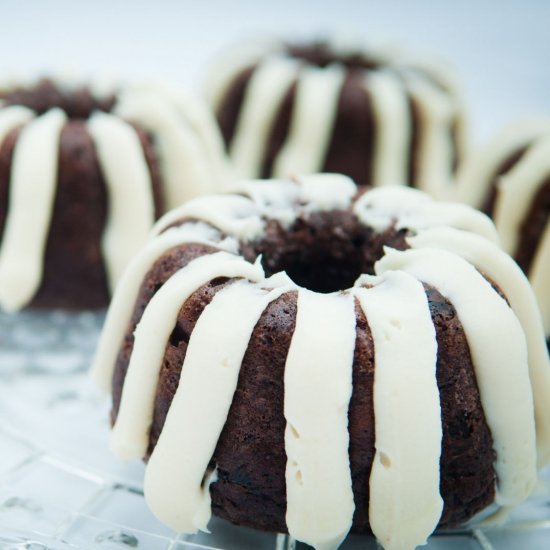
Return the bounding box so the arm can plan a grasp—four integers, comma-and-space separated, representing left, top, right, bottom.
0, 0, 549, 143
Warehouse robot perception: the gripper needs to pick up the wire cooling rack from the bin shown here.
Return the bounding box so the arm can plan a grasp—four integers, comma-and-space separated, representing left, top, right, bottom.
1, 315, 550, 549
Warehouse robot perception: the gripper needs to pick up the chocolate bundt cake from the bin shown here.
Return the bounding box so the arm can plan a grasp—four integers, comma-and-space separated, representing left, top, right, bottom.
0, 76, 228, 311
204, 39, 465, 197
92, 174, 550, 550
456, 118, 550, 346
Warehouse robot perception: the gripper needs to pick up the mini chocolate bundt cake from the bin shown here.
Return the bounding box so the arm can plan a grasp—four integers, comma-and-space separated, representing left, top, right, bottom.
456, 118, 550, 346
92, 175, 550, 550
204, 39, 465, 197
0, 75, 228, 311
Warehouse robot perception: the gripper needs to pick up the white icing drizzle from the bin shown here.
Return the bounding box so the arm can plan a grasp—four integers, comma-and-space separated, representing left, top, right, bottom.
298, 173, 357, 212
364, 70, 410, 187
0, 108, 67, 311
144, 279, 292, 533
273, 64, 345, 177
87, 112, 156, 292
203, 40, 277, 113
111, 251, 264, 460
376, 247, 537, 506
456, 119, 550, 339
530, 219, 550, 338
114, 89, 219, 208
152, 194, 264, 242
140, 82, 230, 190
353, 186, 499, 243
284, 290, 356, 550
354, 271, 442, 550
408, 226, 550, 467
0, 105, 35, 145
456, 118, 550, 208
90, 225, 226, 393
404, 71, 457, 200
229, 57, 299, 178
493, 139, 550, 254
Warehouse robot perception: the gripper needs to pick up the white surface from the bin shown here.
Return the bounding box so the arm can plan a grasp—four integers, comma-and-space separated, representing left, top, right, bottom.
0, 0, 548, 143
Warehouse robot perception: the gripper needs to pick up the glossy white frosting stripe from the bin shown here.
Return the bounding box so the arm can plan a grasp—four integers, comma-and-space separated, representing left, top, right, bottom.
230, 57, 299, 178
145, 83, 230, 189
354, 271, 442, 550
376, 247, 537, 506
87, 112, 156, 291
0, 108, 67, 311
152, 194, 264, 242
284, 290, 356, 550
353, 186, 499, 243
405, 73, 457, 200
90, 224, 229, 393
273, 64, 345, 177
115, 90, 218, 208
408, 227, 550, 467
530, 219, 550, 338
365, 70, 410, 187
144, 279, 292, 533
493, 139, 550, 255
111, 251, 264, 460
456, 118, 550, 208
0, 105, 34, 146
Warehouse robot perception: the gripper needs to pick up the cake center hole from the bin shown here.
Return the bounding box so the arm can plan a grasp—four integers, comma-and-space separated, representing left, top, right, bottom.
0, 78, 116, 119
248, 215, 407, 294
286, 42, 380, 71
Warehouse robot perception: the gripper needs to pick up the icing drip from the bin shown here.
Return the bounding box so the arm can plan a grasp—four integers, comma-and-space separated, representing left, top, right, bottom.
90, 225, 229, 393
376, 247, 537, 506
153, 194, 264, 242
114, 89, 220, 208
0, 105, 35, 144
364, 70, 410, 187
353, 186, 498, 242
354, 271, 442, 550
530, 220, 550, 338
284, 290, 356, 550
229, 57, 299, 178
87, 112, 155, 291
408, 227, 550, 467
493, 139, 550, 254
144, 279, 293, 533
456, 118, 550, 208
111, 252, 264, 460
273, 64, 346, 177
0, 108, 67, 311
404, 72, 457, 199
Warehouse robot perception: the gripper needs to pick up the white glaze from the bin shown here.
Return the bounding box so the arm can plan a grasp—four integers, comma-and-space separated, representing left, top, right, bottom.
273, 64, 345, 177
0, 105, 35, 145
145, 279, 292, 533
111, 252, 264, 459
87, 112, 156, 291
354, 271, 442, 550
90, 224, 229, 393
530, 219, 550, 337
115, 89, 219, 208
456, 118, 550, 207
376, 247, 537, 506
408, 226, 550, 467
230, 57, 299, 178
0, 109, 67, 311
284, 290, 356, 550
364, 70, 410, 187
493, 139, 550, 254
404, 71, 457, 200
